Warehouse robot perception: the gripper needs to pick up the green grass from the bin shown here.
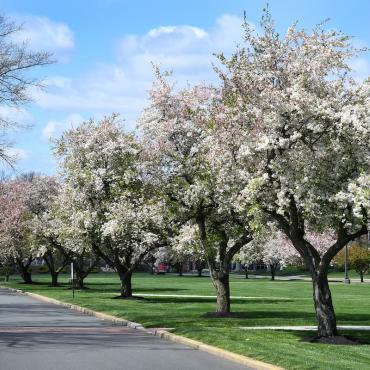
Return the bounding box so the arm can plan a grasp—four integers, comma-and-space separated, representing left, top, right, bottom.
2, 272, 370, 370
233, 267, 367, 280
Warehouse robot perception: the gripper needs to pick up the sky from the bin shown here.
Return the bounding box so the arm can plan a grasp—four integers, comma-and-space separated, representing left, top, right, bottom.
0, 0, 370, 175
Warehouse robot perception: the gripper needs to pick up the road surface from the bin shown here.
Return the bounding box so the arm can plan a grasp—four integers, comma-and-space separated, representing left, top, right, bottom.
0, 288, 251, 370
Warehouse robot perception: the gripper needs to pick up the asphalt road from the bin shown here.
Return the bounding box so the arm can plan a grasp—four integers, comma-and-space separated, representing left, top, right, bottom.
0, 288, 252, 370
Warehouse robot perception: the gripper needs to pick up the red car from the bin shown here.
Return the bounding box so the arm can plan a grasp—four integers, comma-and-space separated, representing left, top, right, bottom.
154, 263, 167, 274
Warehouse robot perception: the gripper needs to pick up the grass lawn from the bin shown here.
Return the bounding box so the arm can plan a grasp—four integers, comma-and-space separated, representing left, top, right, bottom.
233, 267, 367, 280
2, 272, 370, 370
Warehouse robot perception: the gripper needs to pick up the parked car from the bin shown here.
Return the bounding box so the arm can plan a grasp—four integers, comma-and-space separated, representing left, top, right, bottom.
154, 263, 167, 274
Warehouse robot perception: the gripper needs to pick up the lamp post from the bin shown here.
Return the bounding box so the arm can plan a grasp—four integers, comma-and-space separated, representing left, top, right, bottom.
344, 244, 351, 284
71, 262, 75, 298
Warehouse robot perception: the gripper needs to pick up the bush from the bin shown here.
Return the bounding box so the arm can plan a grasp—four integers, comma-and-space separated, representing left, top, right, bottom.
334, 244, 370, 281
280, 264, 308, 275
59, 266, 70, 273
89, 267, 101, 274
36, 265, 49, 274
0, 266, 12, 276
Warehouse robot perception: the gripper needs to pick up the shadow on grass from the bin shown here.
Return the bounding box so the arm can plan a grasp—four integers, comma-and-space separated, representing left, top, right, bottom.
296, 330, 370, 345
135, 297, 295, 305
82, 283, 190, 294
336, 313, 370, 324
111, 295, 146, 300
19, 281, 46, 286
202, 312, 249, 318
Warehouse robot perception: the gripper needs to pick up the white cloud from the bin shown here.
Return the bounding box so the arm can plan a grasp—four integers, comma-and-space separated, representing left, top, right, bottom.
347, 39, 370, 82
349, 58, 370, 82
5, 147, 28, 161
117, 13, 244, 79
33, 14, 245, 127
42, 113, 84, 140
0, 106, 34, 127
12, 14, 74, 62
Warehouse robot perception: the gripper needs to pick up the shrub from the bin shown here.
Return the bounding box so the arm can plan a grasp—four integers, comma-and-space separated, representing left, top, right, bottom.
334, 243, 370, 282
0, 266, 12, 276
89, 267, 101, 274
36, 265, 49, 274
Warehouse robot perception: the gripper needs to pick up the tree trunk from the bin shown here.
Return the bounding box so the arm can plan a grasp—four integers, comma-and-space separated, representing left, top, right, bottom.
195, 260, 205, 277
21, 269, 32, 284
5, 273, 9, 282
16, 258, 33, 284
178, 262, 183, 276
50, 271, 59, 287
211, 273, 230, 313
360, 271, 364, 283
75, 272, 85, 289
270, 264, 276, 281
245, 266, 249, 279
73, 254, 95, 289
312, 272, 338, 337
119, 271, 133, 298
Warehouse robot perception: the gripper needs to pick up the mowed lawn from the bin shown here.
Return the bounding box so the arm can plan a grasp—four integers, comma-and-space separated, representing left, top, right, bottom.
3, 272, 370, 370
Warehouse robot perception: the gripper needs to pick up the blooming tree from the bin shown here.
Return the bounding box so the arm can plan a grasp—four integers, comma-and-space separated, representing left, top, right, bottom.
218, 9, 370, 337
28, 176, 72, 287
334, 243, 370, 282
0, 15, 52, 165
54, 115, 166, 297
51, 183, 101, 289
0, 179, 33, 282
237, 228, 296, 279
101, 193, 167, 296
0, 174, 59, 283
236, 241, 263, 279
259, 231, 299, 280
139, 69, 254, 313
170, 222, 206, 276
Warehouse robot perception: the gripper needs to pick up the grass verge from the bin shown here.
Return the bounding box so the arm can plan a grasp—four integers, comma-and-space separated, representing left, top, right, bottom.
2, 272, 370, 370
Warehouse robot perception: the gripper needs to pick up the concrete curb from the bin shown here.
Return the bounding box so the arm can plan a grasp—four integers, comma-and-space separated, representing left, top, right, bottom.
0, 285, 284, 370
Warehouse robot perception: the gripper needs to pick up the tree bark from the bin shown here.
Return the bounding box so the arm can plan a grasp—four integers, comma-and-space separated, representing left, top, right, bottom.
73, 253, 98, 289
43, 247, 70, 287
16, 257, 33, 284
267, 195, 368, 338
312, 271, 338, 337
50, 271, 59, 287
195, 260, 205, 277
195, 215, 252, 314
210, 271, 230, 313
20, 269, 32, 284
75, 272, 85, 289
119, 271, 133, 298
270, 264, 276, 281
178, 262, 183, 276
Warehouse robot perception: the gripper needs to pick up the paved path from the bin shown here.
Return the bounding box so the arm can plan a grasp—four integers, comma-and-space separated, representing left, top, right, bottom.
240, 325, 370, 331
0, 288, 251, 370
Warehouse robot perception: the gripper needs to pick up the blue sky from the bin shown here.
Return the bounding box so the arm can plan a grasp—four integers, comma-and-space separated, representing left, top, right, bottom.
1, 0, 370, 175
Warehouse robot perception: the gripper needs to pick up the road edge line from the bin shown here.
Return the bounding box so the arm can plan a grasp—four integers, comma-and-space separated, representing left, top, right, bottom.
0, 285, 284, 370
